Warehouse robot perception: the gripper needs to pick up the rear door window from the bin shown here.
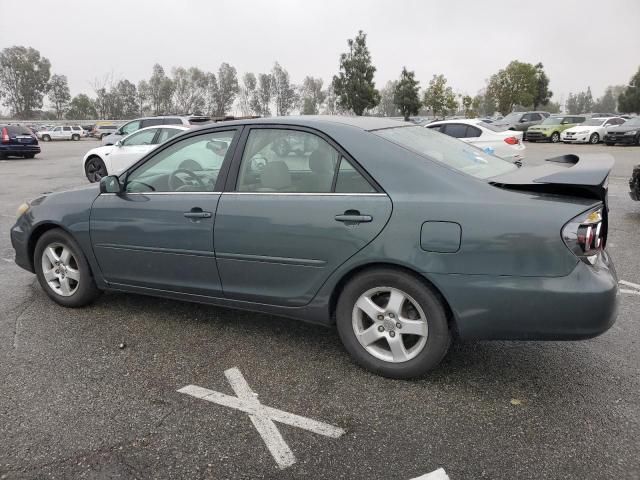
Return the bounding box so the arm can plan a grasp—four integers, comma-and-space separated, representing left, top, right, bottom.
442, 124, 469, 138
163, 118, 183, 125
141, 118, 165, 128
63, 126, 71, 131
157, 128, 182, 143
465, 125, 482, 138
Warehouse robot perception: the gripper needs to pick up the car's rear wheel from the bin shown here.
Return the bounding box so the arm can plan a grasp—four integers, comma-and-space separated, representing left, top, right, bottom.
72, 134, 80, 141
589, 133, 600, 144
85, 156, 107, 183
550, 132, 560, 143
23, 153, 35, 159
605, 142, 614, 146
336, 268, 451, 378
42, 135, 51, 142
34, 229, 102, 307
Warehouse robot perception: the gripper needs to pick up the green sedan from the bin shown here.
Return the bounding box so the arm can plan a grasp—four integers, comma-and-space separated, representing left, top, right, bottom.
11, 116, 618, 378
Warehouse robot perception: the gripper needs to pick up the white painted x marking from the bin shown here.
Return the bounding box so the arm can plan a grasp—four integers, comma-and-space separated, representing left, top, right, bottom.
178, 367, 345, 469
619, 279, 640, 296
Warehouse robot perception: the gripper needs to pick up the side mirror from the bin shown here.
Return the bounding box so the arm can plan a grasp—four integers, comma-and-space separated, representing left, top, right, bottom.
115, 140, 123, 147
99, 175, 122, 194
519, 118, 527, 123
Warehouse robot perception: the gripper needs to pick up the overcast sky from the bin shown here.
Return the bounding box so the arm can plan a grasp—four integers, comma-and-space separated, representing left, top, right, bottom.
1, 0, 639, 107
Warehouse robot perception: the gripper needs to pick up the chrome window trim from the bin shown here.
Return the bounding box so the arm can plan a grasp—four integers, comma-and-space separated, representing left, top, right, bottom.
222, 192, 388, 197
100, 191, 222, 196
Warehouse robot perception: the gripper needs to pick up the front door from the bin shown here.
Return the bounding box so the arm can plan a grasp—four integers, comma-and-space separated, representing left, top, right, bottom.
214, 127, 392, 307
90, 129, 239, 296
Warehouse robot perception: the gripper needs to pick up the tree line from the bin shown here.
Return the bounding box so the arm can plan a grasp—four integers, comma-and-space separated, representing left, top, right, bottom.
1, 34, 639, 121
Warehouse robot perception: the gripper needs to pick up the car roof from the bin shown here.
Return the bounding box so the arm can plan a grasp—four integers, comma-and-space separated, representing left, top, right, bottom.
190, 115, 409, 132
424, 118, 482, 126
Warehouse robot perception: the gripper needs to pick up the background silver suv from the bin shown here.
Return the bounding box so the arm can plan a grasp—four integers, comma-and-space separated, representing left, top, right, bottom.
492, 111, 550, 138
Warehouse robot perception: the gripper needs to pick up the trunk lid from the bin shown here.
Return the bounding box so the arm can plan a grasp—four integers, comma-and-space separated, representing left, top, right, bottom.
489, 153, 613, 202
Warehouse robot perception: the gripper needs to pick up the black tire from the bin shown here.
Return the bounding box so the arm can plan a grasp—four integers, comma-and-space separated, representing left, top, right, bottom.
23, 153, 36, 159
528, 139, 536, 143
85, 156, 107, 183
72, 134, 80, 141
589, 133, 599, 144
336, 268, 451, 379
42, 135, 51, 142
34, 229, 102, 307
550, 132, 560, 143
0, 152, 6, 159
605, 142, 614, 146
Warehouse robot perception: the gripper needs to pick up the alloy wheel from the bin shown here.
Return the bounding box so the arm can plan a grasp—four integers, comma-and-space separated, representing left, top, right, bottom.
352, 287, 428, 363
85, 158, 106, 182
590, 133, 599, 144
41, 242, 80, 297
551, 132, 560, 143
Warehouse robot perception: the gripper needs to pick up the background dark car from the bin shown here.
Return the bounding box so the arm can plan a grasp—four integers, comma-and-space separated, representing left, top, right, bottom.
0, 125, 41, 159
604, 116, 640, 145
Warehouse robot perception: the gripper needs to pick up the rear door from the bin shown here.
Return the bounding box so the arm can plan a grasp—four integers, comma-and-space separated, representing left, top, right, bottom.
214, 126, 392, 306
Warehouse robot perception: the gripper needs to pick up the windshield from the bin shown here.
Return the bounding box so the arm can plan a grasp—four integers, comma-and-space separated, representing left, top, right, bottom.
541, 117, 564, 125
583, 119, 605, 126
624, 117, 640, 127
375, 126, 516, 180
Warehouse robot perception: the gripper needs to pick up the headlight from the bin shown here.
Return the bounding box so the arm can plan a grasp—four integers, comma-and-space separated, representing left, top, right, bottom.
624, 130, 637, 135
16, 202, 30, 218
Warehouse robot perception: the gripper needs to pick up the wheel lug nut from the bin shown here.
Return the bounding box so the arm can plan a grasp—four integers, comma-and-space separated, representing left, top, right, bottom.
389, 313, 395, 318
377, 315, 384, 320
396, 322, 402, 329
389, 331, 396, 338
378, 326, 384, 332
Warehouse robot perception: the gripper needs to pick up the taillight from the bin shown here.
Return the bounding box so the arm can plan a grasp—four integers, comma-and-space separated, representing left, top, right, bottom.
504, 136, 519, 145
1, 127, 9, 143
562, 206, 605, 265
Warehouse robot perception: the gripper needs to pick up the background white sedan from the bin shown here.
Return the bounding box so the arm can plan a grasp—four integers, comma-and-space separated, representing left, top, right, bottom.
561, 116, 626, 144
83, 125, 189, 182
425, 119, 525, 164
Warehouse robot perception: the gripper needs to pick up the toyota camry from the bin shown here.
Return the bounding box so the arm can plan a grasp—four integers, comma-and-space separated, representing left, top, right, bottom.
10, 116, 618, 378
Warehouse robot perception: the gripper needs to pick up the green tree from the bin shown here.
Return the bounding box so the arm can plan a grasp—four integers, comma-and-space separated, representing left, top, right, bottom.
65, 94, 96, 119
137, 80, 149, 115
423, 74, 457, 119
333, 30, 380, 115
618, 67, 640, 114
113, 79, 139, 118
299, 76, 326, 115
593, 86, 618, 113
461, 95, 476, 117
566, 87, 594, 114
238, 72, 257, 115
212, 63, 239, 116
393, 67, 421, 121
540, 101, 561, 114
47, 74, 71, 119
271, 62, 296, 116
0, 46, 51, 118
172, 67, 207, 114
486, 60, 538, 114
533, 63, 552, 109
254, 73, 272, 116
148, 64, 174, 115
375, 80, 399, 117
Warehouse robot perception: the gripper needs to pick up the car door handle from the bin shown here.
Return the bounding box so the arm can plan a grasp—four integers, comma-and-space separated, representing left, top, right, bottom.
335, 211, 372, 224
184, 208, 212, 219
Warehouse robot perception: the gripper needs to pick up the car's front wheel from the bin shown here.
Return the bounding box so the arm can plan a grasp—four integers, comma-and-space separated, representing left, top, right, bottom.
550, 132, 560, 143
42, 135, 51, 142
85, 156, 107, 183
589, 133, 600, 144
336, 268, 451, 378
34, 229, 102, 307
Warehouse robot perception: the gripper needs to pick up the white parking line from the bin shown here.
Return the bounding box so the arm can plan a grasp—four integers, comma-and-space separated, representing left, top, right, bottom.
178, 367, 345, 469
619, 279, 640, 290
411, 468, 450, 480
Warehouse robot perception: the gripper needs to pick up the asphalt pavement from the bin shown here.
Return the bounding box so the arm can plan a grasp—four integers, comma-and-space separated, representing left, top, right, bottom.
0, 138, 639, 479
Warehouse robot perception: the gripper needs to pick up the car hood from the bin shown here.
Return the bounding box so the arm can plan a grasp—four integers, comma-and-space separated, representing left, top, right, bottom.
564, 125, 598, 133
489, 153, 614, 202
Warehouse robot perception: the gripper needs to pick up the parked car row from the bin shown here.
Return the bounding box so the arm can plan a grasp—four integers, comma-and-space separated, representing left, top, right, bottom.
36, 125, 86, 141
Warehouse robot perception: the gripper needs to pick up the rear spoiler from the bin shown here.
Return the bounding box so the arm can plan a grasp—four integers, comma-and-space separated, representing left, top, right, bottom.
489, 154, 614, 201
